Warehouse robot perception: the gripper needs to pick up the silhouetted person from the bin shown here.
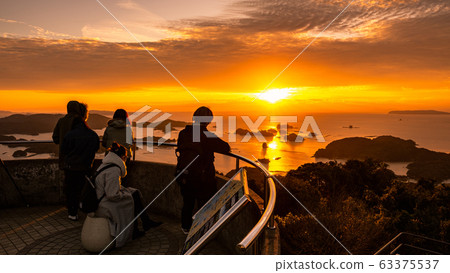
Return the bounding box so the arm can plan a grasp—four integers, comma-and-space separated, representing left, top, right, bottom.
79, 102, 89, 122
52, 101, 82, 169
102, 109, 133, 163
176, 106, 230, 233
61, 114, 99, 220
95, 142, 161, 248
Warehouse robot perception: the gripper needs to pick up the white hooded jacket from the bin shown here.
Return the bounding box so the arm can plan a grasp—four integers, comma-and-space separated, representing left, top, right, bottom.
95, 152, 135, 247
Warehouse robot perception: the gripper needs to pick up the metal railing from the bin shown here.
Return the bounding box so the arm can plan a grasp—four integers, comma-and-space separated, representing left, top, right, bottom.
375, 232, 450, 255
0, 139, 276, 253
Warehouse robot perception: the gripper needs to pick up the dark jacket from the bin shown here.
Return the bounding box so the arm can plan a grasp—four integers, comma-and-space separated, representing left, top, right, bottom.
176, 124, 230, 198
52, 101, 81, 169
61, 122, 99, 171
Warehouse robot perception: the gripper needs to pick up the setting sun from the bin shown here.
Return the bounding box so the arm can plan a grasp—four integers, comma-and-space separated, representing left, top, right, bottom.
268, 141, 278, 149
258, 88, 293, 103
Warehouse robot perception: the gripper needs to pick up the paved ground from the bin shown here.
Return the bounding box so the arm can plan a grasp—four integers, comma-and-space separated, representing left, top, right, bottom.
0, 205, 229, 255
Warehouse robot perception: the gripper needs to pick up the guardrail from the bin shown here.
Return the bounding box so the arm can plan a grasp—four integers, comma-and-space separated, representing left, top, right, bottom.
375, 232, 450, 255
0, 139, 276, 254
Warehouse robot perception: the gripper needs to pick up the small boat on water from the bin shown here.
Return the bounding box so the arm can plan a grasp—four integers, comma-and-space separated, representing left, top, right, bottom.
274, 157, 281, 160
343, 125, 359, 129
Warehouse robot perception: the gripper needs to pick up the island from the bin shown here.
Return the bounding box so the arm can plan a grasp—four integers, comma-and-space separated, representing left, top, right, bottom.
0, 112, 188, 157
0, 113, 110, 135
0, 113, 189, 135
389, 110, 450, 115
314, 135, 450, 182
235, 128, 276, 140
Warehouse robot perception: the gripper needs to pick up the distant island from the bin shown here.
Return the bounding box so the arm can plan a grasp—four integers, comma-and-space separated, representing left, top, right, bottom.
0, 113, 189, 135
234, 127, 303, 142
235, 128, 277, 140
0, 112, 189, 158
314, 136, 450, 182
389, 110, 450, 115
133, 119, 189, 131
314, 136, 450, 162
0, 113, 110, 135
0, 134, 104, 157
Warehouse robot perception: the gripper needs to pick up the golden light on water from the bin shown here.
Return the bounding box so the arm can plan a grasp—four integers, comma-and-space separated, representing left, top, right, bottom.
268, 141, 278, 149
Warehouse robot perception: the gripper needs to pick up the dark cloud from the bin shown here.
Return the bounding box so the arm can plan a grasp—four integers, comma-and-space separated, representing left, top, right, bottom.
171, 0, 450, 87
179, 0, 448, 36
0, 36, 256, 91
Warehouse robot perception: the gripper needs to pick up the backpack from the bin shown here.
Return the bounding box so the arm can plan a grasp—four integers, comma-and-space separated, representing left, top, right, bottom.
79, 164, 120, 213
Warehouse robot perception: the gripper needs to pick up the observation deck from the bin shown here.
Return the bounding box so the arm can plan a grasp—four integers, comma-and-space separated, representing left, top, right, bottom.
0, 141, 279, 255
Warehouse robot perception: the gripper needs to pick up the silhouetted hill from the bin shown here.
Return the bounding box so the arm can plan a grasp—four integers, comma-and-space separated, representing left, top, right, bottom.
389, 110, 450, 115
314, 136, 450, 182
0, 111, 13, 118
133, 119, 189, 131
0, 114, 110, 135
0, 135, 16, 141
0, 112, 190, 139
90, 110, 114, 117
314, 136, 450, 162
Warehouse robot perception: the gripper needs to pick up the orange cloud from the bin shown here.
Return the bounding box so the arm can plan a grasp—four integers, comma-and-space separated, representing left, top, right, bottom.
0, 0, 449, 113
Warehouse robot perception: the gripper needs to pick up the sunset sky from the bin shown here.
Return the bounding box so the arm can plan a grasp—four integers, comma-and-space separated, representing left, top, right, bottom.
0, 0, 449, 114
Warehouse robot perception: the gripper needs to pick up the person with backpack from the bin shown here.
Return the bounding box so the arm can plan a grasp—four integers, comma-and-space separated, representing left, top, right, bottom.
61, 113, 99, 221
176, 106, 231, 234
95, 142, 161, 248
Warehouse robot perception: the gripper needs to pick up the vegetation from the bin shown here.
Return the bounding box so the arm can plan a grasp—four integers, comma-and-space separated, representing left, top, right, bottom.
243, 159, 450, 254
407, 160, 450, 182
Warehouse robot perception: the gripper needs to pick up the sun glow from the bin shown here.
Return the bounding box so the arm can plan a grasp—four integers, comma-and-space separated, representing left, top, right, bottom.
258, 88, 293, 103
268, 141, 278, 149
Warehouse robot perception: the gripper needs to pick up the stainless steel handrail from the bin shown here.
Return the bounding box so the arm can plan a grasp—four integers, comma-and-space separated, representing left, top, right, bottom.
374, 232, 450, 255
133, 141, 276, 252
0, 139, 276, 253
217, 151, 277, 250
237, 176, 276, 250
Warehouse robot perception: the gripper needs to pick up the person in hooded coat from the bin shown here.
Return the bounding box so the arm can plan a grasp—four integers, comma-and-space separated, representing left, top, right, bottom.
95, 143, 161, 248
102, 109, 133, 162
52, 100, 82, 169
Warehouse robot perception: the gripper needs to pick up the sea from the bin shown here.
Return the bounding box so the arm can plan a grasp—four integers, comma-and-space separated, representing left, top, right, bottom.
2, 113, 450, 179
